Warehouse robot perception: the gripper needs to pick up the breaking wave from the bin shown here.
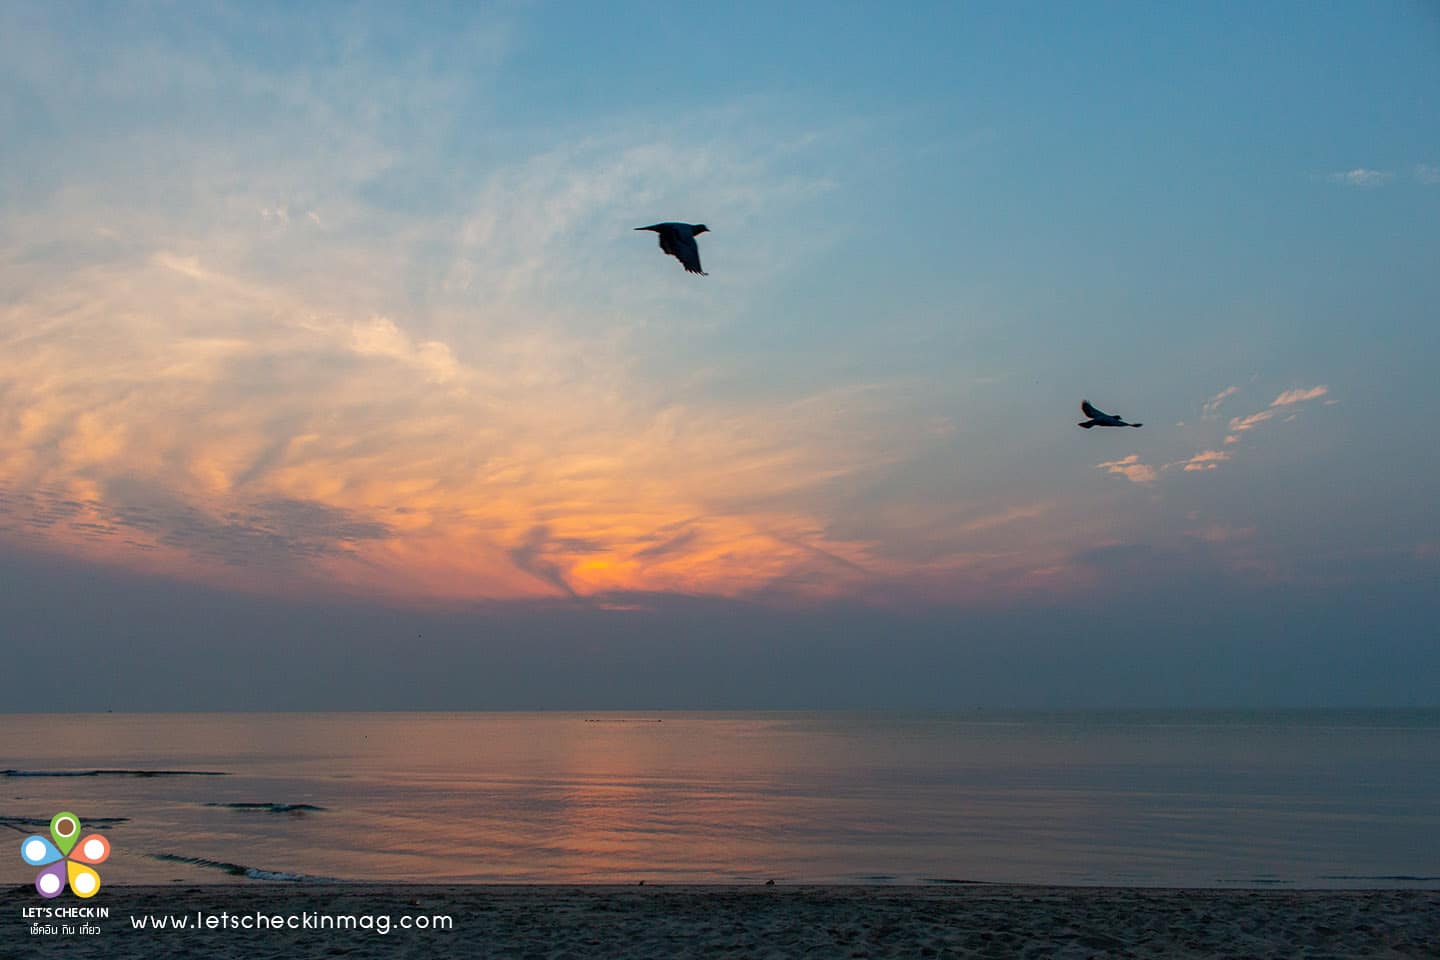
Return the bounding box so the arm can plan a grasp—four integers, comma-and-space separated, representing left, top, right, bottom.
151, 853, 339, 882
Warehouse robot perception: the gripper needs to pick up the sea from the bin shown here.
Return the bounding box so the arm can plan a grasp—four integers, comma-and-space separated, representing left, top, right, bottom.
2, 710, 1437, 888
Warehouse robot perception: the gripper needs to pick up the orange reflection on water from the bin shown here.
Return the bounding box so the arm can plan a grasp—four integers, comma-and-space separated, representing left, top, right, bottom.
6, 711, 1436, 887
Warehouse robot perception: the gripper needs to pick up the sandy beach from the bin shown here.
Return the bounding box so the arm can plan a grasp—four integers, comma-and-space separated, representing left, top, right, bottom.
6, 884, 1438, 959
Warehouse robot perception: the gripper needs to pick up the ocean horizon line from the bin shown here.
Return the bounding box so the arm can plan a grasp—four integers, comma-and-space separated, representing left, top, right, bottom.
5, 705, 1438, 716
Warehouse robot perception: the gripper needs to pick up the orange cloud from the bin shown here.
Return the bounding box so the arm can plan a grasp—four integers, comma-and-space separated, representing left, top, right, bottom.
1095, 455, 1156, 484
1272, 385, 1328, 406
0, 120, 1120, 611
1202, 386, 1240, 418
0, 248, 966, 605
1223, 385, 1331, 445
1226, 410, 1275, 436
1169, 449, 1231, 472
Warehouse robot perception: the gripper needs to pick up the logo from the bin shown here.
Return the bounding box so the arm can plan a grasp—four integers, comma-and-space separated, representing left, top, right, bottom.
19, 812, 110, 898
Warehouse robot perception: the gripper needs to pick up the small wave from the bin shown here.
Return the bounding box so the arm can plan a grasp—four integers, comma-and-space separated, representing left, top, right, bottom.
152, 854, 338, 882
1319, 875, 1440, 882
0, 815, 128, 829
203, 802, 327, 813
3, 769, 226, 778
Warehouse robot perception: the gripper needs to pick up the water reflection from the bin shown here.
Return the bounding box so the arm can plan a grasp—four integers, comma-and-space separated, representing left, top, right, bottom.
1, 711, 1436, 886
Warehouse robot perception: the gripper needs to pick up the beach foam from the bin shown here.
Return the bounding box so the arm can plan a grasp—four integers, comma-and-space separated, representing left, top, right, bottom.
150, 854, 336, 883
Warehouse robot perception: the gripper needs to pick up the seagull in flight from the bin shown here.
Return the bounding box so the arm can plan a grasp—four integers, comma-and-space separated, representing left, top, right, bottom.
636, 222, 709, 275
1078, 400, 1142, 429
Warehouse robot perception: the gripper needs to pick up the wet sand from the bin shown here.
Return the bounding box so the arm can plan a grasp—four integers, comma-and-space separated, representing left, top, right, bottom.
5, 883, 1439, 958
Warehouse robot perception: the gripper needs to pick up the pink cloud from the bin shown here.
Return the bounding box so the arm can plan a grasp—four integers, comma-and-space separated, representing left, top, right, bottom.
1095, 454, 1156, 484
1170, 449, 1231, 472
1227, 410, 1275, 435
1202, 386, 1240, 418
1272, 385, 1328, 406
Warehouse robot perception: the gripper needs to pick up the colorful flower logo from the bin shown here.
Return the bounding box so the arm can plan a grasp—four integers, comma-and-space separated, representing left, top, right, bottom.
20, 811, 110, 898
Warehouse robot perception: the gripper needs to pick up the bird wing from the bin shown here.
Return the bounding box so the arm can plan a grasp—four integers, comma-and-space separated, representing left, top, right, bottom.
1081, 400, 1104, 419
669, 228, 705, 275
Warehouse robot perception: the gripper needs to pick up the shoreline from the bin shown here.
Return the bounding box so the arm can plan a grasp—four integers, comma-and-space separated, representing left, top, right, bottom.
6, 883, 1438, 958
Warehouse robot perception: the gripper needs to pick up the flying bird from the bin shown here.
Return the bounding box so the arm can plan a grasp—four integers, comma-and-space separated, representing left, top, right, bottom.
636, 222, 709, 275
1078, 400, 1142, 429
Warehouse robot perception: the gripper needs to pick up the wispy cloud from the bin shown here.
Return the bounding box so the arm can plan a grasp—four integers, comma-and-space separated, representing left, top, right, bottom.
1325, 168, 1392, 188
1095, 455, 1156, 485
508, 525, 584, 597
1168, 450, 1231, 472
1272, 385, 1328, 406
1224, 385, 1329, 443
1202, 386, 1240, 418
1415, 164, 1440, 186
955, 502, 1053, 534
0, 240, 905, 601
349, 316, 460, 384
0, 74, 894, 605
0, 103, 1049, 609
1225, 409, 1275, 441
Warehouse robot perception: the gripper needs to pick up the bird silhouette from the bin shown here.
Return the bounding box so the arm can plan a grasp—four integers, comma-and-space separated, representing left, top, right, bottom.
636, 222, 709, 275
1078, 400, 1142, 429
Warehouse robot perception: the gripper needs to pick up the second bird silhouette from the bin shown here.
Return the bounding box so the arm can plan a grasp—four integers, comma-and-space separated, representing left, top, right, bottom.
636, 222, 709, 275
1078, 400, 1142, 429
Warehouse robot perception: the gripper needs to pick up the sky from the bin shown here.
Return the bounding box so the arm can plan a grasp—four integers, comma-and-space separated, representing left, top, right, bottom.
2, 1, 1438, 710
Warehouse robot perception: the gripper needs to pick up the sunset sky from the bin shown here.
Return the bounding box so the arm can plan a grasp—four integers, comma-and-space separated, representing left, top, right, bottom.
3, 2, 1437, 709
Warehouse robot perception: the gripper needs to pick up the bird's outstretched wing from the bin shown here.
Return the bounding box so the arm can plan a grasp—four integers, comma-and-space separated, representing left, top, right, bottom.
669, 229, 706, 275
1081, 400, 1104, 419
635, 223, 708, 275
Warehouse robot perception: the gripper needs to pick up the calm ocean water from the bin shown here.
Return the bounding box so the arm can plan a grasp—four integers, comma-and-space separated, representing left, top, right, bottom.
2, 711, 1437, 887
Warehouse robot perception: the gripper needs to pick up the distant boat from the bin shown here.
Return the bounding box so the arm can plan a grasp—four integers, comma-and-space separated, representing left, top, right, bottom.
635, 222, 709, 275
1078, 400, 1142, 429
